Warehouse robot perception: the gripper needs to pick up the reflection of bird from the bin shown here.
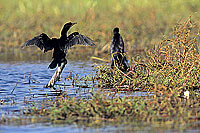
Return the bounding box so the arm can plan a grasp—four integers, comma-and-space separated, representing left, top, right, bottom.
22, 22, 95, 69
110, 27, 129, 72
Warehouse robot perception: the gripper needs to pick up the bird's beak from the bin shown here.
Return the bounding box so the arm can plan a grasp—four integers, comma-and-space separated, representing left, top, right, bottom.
72, 22, 77, 26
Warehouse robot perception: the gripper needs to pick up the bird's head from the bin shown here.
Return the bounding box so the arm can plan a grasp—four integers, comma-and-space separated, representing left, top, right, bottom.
113, 27, 119, 34
63, 22, 77, 29
61, 22, 77, 36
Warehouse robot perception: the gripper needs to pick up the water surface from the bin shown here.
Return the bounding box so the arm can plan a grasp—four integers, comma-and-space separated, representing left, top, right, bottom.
0, 61, 96, 117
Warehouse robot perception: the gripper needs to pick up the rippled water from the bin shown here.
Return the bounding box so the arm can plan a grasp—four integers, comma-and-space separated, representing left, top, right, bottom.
0, 60, 96, 119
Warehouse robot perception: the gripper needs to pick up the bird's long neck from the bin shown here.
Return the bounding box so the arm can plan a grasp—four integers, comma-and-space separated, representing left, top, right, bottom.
60, 26, 71, 39
114, 33, 120, 42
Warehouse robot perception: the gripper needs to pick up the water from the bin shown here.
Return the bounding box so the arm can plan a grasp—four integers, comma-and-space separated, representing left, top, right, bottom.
0, 60, 199, 132
0, 124, 171, 133
0, 60, 97, 116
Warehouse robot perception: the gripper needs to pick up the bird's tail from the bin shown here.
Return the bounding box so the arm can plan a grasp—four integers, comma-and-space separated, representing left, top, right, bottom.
122, 56, 130, 71
48, 59, 57, 69
112, 53, 130, 72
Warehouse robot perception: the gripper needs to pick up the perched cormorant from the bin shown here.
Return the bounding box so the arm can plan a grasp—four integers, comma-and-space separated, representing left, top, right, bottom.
110, 27, 129, 72
22, 22, 95, 69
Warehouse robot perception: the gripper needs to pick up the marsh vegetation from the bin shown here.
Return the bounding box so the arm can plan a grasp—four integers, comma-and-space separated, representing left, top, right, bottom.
0, 0, 200, 132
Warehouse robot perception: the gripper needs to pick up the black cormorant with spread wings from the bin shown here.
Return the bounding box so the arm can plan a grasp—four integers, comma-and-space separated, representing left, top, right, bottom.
110, 27, 129, 72
22, 22, 95, 69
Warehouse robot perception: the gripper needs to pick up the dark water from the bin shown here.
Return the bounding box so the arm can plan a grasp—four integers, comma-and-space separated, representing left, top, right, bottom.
0, 61, 199, 132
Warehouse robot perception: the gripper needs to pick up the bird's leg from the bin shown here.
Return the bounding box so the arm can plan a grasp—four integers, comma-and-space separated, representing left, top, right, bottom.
46, 61, 67, 89
57, 59, 67, 81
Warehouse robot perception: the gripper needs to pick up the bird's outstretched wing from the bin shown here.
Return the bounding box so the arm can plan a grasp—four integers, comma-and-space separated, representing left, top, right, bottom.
21, 33, 53, 52
62, 32, 95, 53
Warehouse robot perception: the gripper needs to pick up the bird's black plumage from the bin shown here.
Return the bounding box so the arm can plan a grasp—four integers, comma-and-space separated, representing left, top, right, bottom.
22, 22, 95, 69
110, 27, 129, 72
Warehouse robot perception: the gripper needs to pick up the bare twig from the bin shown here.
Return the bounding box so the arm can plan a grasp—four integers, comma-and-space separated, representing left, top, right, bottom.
11, 82, 18, 94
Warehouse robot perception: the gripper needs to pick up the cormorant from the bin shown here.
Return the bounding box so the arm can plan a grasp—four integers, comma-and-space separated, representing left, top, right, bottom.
22, 22, 95, 69
110, 27, 129, 72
